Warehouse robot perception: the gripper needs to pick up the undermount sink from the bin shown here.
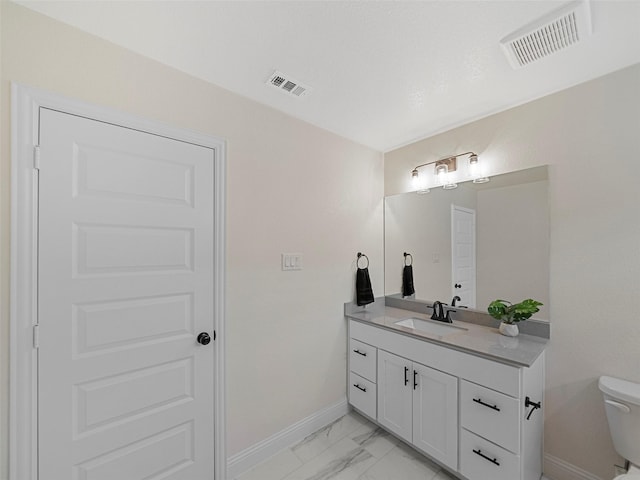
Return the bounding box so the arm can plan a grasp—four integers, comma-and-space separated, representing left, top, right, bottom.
394, 318, 468, 336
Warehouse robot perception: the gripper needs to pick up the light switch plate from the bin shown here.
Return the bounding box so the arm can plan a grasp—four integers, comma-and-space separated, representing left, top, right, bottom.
282, 253, 303, 271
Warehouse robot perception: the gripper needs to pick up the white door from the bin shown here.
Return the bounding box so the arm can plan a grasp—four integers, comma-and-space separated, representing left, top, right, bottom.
451, 205, 476, 308
37, 108, 216, 479
412, 363, 458, 471
377, 350, 412, 442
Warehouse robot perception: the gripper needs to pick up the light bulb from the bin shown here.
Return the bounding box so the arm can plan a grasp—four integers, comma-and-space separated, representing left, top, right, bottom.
469, 153, 490, 183
436, 163, 457, 189
411, 169, 419, 189
412, 169, 430, 194
436, 164, 448, 185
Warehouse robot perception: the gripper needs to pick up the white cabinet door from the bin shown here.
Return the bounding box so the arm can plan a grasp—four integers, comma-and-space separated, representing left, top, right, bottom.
377, 350, 412, 442
38, 109, 216, 480
412, 363, 459, 470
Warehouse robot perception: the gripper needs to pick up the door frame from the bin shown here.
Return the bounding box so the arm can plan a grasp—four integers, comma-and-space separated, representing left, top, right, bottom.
9, 83, 227, 480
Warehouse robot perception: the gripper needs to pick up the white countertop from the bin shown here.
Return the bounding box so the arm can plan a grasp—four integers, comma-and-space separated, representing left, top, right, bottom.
346, 306, 548, 367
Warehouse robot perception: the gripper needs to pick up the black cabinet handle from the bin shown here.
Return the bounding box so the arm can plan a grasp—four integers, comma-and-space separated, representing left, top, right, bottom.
404, 366, 409, 386
455, 283, 462, 289
473, 397, 501, 412
353, 384, 366, 393
473, 449, 500, 466
353, 349, 367, 357
413, 370, 418, 390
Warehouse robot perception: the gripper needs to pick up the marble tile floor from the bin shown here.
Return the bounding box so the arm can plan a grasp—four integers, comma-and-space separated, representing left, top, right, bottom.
235, 411, 554, 480
236, 411, 553, 480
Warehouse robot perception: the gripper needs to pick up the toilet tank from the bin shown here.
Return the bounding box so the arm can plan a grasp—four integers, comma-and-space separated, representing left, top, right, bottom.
599, 376, 640, 465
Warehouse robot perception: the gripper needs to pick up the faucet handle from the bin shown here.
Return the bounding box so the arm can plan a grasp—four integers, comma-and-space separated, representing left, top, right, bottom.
444, 309, 454, 323
430, 301, 441, 321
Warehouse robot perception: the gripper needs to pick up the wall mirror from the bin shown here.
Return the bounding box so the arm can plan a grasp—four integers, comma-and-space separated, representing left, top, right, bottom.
385, 165, 550, 322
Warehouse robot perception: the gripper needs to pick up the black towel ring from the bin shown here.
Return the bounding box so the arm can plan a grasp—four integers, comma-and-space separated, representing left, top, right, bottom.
357, 252, 369, 269
404, 252, 413, 266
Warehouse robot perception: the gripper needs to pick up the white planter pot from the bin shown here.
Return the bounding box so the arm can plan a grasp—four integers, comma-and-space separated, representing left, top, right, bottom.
499, 322, 519, 337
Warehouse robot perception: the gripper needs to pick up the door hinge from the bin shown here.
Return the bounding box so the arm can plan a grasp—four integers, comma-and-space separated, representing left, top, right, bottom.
33, 325, 40, 349
33, 146, 41, 170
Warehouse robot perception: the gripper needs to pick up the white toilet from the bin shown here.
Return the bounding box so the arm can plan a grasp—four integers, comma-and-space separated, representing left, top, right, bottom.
599, 376, 640, 479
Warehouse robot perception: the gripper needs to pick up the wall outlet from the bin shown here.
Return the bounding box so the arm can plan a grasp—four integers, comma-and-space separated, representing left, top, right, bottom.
281, 253, 302, 271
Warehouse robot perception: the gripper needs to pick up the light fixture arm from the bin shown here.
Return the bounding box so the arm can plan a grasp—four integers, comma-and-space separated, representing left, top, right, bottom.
411, 151, 477, 172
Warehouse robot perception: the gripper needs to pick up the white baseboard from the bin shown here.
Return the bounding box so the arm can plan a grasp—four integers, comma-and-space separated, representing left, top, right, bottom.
544, 454, 605, 480
227, 398, 350, 479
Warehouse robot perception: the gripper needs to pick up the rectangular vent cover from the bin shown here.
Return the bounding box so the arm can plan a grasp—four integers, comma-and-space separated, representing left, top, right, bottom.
267, 71, 311, 98
500, 0, 592, 69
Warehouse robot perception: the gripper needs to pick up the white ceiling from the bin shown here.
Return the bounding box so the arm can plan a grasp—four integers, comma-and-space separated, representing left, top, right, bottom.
15, 0, 640, 152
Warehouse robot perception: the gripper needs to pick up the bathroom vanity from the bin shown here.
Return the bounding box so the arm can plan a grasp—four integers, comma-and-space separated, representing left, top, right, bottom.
346, 303, 547, 480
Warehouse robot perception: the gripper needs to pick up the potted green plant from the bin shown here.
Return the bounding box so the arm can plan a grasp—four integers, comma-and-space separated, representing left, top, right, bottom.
488, 298, 543, 337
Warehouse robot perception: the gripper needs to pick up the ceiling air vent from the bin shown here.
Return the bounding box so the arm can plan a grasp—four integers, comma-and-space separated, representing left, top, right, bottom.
267, 71, 311, 98
500, 0, 592, 69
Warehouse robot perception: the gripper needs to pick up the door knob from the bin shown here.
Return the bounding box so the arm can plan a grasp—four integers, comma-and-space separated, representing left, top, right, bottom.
197, 332, 211, 345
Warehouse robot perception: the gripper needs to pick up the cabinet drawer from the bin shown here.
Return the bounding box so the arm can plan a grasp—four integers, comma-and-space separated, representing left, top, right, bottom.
349, 372, 376, 419
460, 380, 520, 453
349, 338, 377, 382
460, 429, 520, 480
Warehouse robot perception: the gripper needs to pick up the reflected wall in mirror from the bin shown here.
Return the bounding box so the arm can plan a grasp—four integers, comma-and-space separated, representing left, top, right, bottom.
385, 166, 549, 321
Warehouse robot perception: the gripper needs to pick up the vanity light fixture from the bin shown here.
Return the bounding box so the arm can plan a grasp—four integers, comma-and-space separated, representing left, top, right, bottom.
469, 153, 490, 184
435, 162, 457, 190
410, 151, 489, 192
411, 168, 430, 194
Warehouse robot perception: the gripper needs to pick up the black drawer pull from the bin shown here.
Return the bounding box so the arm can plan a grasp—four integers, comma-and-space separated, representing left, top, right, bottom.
353, 349, 367, 357
473, 449, 500, 466
404, 366, 409, 386
413, 370, 418, 390
473, 397, 501, 412
353, 384, 367, 392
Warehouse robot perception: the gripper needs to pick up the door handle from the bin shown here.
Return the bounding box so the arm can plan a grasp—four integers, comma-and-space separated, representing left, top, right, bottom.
197, 332, 211, 345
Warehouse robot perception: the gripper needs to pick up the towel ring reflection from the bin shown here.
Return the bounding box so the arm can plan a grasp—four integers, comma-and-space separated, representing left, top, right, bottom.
357, 252, 369, 269
404, 252, 413, 266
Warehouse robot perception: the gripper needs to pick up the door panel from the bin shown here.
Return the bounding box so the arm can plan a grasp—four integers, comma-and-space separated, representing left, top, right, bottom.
377, 350, 412, 442
37, 108, 215, 480
412, 363, 458, 471
73, 422, 195, 480
452, 205, 476, 307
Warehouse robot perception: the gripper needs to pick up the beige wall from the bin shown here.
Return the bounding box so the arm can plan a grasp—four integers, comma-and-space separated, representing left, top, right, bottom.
0, 3, 384, 478
385, 63, 640, 479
